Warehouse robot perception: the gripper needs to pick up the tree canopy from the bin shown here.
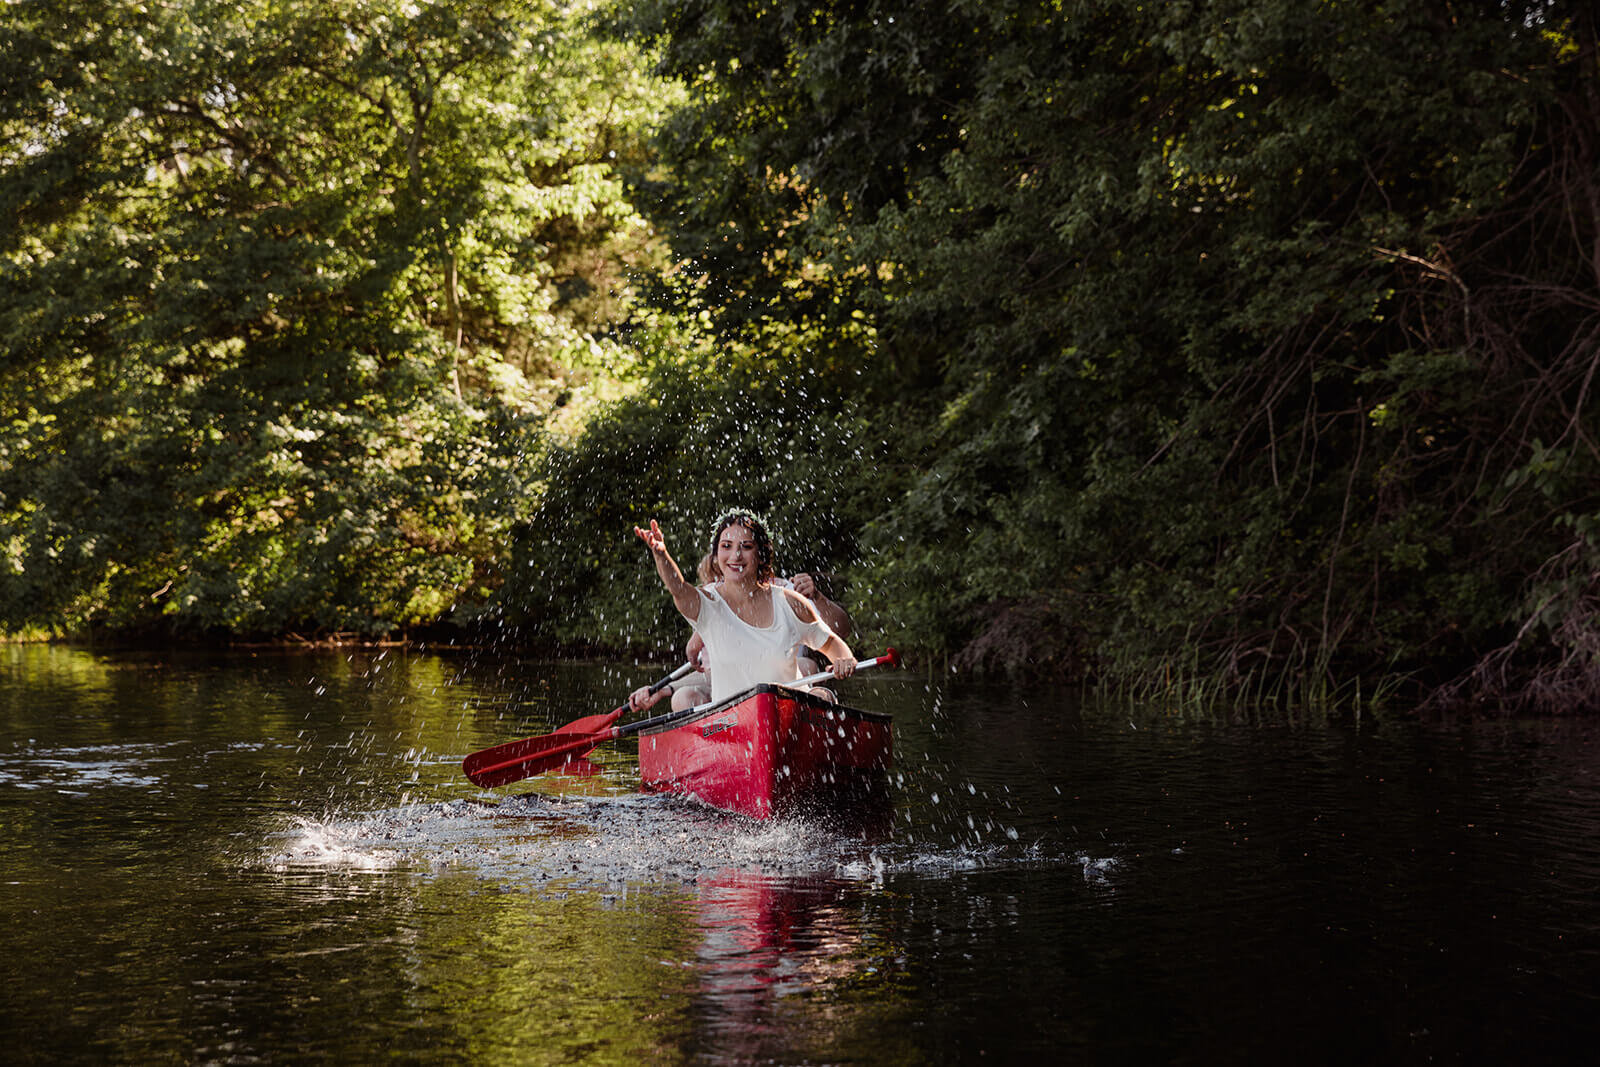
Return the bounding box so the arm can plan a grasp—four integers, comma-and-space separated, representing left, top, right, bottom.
7, 0, 1599, 712
575, 0, 1600, 709
2, 0, 671, 637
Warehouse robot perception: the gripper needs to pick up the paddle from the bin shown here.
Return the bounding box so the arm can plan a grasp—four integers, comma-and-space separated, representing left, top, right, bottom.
462, 661, 695, 788
552, 659, 696, 737
462, 648, 901, 788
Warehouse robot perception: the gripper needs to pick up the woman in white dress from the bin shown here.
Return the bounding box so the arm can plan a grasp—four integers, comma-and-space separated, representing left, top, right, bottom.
630, 547, 852, 712
633, 511, 857, 712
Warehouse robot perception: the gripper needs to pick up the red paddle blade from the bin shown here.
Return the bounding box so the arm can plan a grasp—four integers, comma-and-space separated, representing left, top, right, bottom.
462, 730, 610, 788
553, 706, 625, 736
552, 756, 604, 778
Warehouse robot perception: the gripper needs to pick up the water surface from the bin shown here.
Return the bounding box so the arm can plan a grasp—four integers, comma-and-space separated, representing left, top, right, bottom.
1, 645, 1596, 1063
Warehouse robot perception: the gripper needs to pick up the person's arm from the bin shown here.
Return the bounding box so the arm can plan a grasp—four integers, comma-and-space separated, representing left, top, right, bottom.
817, 632, 856, 677
780, 587, 857, 678
789, 572, 851, 638
635, 520, 701, 622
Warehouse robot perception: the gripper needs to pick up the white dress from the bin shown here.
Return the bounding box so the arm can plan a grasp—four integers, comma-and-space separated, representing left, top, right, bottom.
691, 583, 833, 703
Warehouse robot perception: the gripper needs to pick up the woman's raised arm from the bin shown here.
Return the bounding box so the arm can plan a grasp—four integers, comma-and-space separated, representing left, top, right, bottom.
635, 520, 702, 621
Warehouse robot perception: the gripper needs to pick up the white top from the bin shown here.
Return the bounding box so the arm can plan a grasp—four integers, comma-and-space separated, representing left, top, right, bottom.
691, 584, 832, 703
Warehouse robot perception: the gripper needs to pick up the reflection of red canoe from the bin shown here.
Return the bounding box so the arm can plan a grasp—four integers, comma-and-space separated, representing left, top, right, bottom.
637, 684, 892, 820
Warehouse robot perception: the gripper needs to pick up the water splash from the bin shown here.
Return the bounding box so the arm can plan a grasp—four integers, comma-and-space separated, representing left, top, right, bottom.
272, 815, 404, 871
261, 789, 1085, 893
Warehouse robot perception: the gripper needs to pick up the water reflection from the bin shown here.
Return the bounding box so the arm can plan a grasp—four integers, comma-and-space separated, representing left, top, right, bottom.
4, 645, 1600, 1063
686, 871, 898, 1059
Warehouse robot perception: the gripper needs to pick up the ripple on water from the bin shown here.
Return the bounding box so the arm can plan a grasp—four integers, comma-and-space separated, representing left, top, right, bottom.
0, 743, 181, 792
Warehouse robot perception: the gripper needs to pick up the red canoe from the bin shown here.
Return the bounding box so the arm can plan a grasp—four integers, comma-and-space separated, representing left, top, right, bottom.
636, 683, 893, 820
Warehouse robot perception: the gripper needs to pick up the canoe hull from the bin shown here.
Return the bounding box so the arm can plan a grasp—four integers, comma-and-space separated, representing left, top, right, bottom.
637, 684, 892, 820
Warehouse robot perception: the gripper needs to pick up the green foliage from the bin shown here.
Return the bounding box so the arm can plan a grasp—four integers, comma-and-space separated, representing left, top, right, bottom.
0, 0, 671, 637
494, 337, 893, 652
611, 0, 1600, 709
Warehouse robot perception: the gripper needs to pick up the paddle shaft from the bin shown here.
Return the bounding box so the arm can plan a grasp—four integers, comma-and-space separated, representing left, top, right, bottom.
649, 660, 698, 695
462, 661, 694, 787
610, 651, 900, 739
556, 660, 694, 730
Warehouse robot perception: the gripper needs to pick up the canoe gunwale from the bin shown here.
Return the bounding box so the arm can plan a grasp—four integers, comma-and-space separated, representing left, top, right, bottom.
635, 682, 892, 737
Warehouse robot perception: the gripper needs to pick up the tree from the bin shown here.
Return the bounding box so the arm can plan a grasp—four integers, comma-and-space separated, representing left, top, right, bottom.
611, 0, 1600, 708
0, 0, 670, 637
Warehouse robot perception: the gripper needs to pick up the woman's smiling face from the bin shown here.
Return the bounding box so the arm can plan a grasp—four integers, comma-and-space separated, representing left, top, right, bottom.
715, 523, 759, 583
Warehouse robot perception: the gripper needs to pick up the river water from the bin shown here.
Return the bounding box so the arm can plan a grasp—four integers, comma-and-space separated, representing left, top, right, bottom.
1, 644, 1596, 1064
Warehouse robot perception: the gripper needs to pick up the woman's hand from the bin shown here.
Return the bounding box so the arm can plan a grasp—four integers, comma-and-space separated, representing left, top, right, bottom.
634, 520, 666, 554
830, 655, 857, 679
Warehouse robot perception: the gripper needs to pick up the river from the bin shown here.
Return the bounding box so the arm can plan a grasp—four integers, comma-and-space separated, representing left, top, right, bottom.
1, 644, 1596, 1063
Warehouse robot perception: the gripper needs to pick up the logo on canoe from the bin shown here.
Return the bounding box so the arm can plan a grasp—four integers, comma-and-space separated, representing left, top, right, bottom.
701, 713, 738, 738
